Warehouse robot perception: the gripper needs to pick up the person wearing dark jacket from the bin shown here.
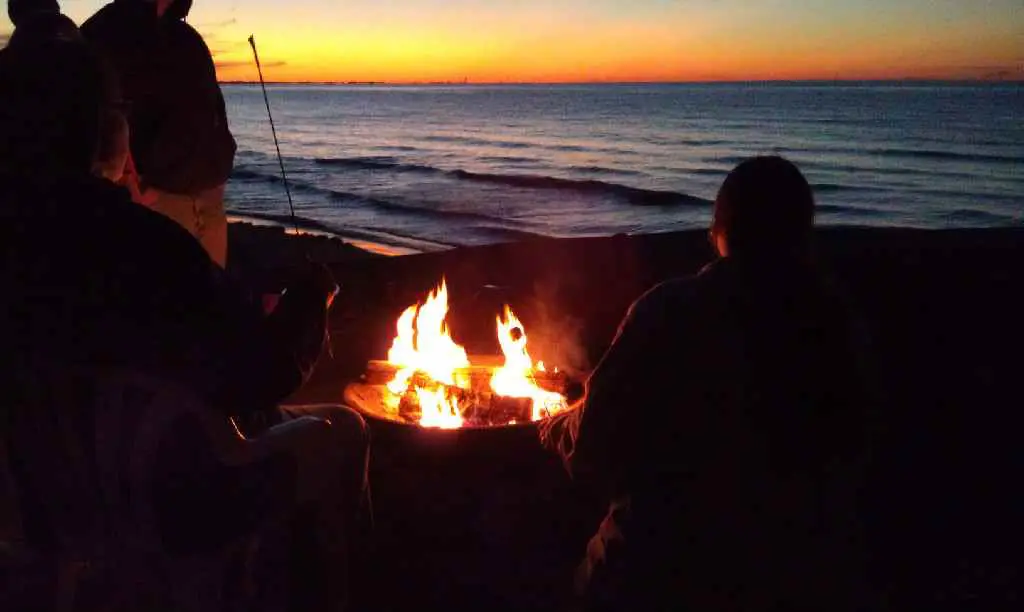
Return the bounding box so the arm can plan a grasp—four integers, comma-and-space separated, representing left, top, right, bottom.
543, 156, 880, 611
7, 0, 58, 26
6, 0, 79, 45
81, 0, 236, 267
0, 38, 366, 611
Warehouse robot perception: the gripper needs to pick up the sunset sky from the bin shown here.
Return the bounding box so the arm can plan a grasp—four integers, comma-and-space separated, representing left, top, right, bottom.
3, 0, 1022, 82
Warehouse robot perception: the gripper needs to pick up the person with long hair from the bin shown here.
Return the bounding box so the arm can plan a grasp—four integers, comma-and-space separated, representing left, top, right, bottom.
544, 156, 880, 611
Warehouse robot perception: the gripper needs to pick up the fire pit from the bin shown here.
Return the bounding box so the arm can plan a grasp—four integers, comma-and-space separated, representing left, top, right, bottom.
337, 278, 597, 612
345, 278, 577, 429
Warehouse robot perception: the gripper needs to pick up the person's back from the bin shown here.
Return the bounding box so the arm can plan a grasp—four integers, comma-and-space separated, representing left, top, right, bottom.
81, 0, 236, 266
553, 157, 877, 610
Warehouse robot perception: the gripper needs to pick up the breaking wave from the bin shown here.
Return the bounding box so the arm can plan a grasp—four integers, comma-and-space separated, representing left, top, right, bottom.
310, 156, 710, 207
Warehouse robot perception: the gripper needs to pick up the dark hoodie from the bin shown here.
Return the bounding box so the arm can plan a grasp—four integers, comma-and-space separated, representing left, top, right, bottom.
0, 174, 325, 419
81, 0, 236, 195
7, 0, 60, 26
556, 256, 878, 611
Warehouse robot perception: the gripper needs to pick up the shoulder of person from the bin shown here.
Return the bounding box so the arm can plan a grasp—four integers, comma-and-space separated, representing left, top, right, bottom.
165, 19, 206, 44
81, 1, 143, 32
628, 273, 704, 321
81, 2, 161, 54
80, 179, 215, 272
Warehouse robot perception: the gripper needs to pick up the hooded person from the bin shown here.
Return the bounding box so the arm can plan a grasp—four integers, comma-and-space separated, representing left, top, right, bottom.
7, 0, 59, 26
542, 156, 881, 611
6, 0, 79, 45
81, 0, 235, 267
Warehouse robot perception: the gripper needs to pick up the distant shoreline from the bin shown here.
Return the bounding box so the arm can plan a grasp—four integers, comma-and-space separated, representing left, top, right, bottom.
220, 78, 1023, 87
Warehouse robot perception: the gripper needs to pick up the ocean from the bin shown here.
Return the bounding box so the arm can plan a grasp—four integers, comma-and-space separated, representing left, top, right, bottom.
223, 83, 1023, 253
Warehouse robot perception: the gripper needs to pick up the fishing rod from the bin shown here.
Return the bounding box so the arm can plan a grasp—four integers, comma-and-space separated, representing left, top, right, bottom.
248, 35, 339, 358
248, 34, 299, 236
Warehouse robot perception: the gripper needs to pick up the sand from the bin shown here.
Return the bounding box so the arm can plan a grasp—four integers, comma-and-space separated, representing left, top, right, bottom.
228, 221, 1024, 610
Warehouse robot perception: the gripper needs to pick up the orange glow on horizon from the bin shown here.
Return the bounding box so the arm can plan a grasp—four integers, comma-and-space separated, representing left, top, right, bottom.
3, 1, 1021, 84
214, 16, 1022, 83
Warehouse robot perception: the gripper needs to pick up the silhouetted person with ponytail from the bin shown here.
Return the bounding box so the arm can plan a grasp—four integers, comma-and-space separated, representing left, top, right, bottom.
544, 156, 880, 611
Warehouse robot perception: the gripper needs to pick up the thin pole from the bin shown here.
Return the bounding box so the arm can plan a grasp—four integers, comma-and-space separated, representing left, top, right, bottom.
248, 35, 299, 236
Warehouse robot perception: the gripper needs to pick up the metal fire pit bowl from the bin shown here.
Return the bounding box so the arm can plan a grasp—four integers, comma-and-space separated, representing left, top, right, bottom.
339, 360, 590, 612
344, 357, 582, 452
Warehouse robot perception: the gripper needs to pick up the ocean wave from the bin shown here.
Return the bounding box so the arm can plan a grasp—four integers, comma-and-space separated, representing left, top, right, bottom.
313, 156, 439, 173
234, 165, 530, 225
419, 134, 531, 149
779, 145, 1021, 166
815, 203, 889, 217
446, 169, 709, 207
811, 183, 889, 194
307, 156, 710, 207
566, 165, 647, 177
689, 167, 730, 177
477, 155, 546, 165
645, 136, 731, 146
371, 145, 421, 152
867, 147, 1021, 165
326, 190, 510, 224
231, 167, 334, 196
795, 158, 1024, 187
938, 209, 1023, 224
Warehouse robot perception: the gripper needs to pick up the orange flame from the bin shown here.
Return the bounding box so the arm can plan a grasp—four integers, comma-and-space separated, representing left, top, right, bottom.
383, 278, 567, 427
490, 306, 568, 421
385, 280, 468, 428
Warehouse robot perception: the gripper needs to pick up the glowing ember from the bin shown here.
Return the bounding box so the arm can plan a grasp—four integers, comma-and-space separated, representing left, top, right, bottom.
382, 278, 569, 428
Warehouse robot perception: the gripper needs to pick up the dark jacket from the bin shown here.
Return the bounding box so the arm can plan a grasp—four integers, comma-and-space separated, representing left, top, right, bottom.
561, 257, 878, 611
0, 174, 324, 419
81, 0, 236, 194
1, 175, 328, 555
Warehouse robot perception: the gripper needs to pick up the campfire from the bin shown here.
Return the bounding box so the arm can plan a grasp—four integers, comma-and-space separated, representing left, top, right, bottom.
345, 279, 572, 428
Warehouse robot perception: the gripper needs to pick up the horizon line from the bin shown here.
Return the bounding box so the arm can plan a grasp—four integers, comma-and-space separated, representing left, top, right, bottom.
220, 77, 1024, 86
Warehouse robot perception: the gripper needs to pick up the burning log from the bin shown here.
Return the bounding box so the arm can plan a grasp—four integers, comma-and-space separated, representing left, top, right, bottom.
462, 394, 533, 425
349, 277, 573, 429
365, 359, 569, 395
345, 381, 536, 428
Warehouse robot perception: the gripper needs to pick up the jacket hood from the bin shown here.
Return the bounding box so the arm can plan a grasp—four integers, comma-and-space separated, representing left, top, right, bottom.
123, 0, 192, 21
165, 0, 193, 21
8, 0, 60, 27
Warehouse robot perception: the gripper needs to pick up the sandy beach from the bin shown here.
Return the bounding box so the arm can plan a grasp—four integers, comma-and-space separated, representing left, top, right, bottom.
228, 221, 1023, 610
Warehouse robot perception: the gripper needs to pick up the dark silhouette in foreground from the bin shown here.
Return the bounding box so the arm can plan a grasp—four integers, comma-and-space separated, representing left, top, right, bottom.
544, 156, 880, 611
6, 0, 78, 46
82, 0, 236, 267
0, 38, 366, 611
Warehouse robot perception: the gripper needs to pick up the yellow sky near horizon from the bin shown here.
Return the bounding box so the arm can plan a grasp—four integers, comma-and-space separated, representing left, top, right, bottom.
3, 0, 1022, 82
